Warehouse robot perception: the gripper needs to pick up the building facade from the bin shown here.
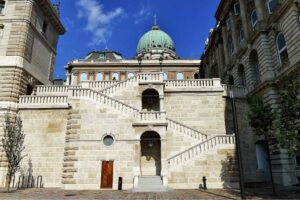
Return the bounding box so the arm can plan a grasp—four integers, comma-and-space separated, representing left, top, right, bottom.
0, 0, 65, 187
200, 0, 300, 186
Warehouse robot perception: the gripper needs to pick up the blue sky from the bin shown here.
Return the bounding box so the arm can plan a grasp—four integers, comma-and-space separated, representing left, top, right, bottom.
51, 0, 220, 79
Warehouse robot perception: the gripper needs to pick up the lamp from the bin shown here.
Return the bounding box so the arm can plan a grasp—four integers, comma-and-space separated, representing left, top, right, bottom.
138, 57, 142, 72
159, 56, 163, 71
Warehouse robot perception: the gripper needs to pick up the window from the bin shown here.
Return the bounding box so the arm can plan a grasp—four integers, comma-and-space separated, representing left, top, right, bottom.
128, 72, 134, 79
226, 18, 232, 31
296, 156, 300, 167
163, 72, 168, 80
238, 65, 246, 87
112, 73, 119, 81
177, 72, 183, 80
267, 0, 279, 14
240, 29, 245, 43
42, 21, 48, 34
96, 73, 103, 81
0, 1, 5, 15
103, 135, 114, 146
234, 3, 241, 15
80, 73, 87, 81
0, 24, 3, 39
276, 33, 289, 67
228, 39, 234, 56
251, 10, 258, 29
249, 50, 261, 84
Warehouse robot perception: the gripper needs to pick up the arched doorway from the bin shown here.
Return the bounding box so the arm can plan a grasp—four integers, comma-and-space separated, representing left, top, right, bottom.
256, 140, 271, 181
142, 89, 160, 111
140, 131, 161, 176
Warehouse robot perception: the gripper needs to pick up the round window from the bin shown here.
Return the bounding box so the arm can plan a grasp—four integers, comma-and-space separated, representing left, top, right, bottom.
103, 135, 114, 146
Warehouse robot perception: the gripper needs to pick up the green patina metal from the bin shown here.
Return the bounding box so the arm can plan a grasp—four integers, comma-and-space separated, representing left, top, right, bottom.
137, 25, 175, 53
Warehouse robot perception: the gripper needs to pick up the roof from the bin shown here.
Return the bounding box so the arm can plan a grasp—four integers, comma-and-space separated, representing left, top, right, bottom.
84, 50, 123, 61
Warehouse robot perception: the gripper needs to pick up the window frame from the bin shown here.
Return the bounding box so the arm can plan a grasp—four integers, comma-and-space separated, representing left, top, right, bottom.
0, 24, 4, 39
234, 2, 241, 16
276, 33, 288, 66
267, 0, 279, 14
112, 72, 119, 81
80, 72, 87, 82
176, 72, 184, 80
251, 10, 258, 29
96, 72, 103, 81
42, 20, 48, 35
226, 18, 232, 31
127, 72, 135, 79
0, 1, 6, 15
240, 29, 245, 44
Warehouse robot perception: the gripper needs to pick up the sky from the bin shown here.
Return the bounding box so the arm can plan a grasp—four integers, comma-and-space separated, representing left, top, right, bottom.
51, 0, 220, 79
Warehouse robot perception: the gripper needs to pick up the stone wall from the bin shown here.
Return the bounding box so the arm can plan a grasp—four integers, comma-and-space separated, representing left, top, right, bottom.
164, 92, 226, 135
18, 109, 68, 188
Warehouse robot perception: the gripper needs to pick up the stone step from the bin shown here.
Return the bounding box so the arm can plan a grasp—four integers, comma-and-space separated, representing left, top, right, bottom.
134, 176, 167, 192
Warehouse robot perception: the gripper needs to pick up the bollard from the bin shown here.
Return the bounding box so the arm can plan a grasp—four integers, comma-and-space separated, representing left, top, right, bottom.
202, 176, 207, 190
118, 177, 122, 191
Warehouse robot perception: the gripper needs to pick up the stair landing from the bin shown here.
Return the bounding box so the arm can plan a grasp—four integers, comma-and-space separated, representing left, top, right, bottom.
133, 176, 168, 192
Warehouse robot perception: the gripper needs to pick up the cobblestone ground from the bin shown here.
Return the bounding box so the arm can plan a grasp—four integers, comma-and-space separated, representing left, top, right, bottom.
1, 188, 300, 200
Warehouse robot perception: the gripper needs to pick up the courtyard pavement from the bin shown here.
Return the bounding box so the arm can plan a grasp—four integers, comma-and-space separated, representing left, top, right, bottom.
1, 188, 300, 200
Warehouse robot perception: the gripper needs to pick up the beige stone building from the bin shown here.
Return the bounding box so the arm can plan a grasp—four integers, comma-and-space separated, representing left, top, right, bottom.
0, 0, 65, 187
201, 0, 300, 187
1, 0, 297, 192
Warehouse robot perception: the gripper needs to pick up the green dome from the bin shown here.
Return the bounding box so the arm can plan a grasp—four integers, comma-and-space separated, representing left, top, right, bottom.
137, 25, 175, 53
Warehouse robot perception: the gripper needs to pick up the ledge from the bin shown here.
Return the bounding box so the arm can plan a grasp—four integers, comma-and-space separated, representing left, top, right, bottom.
132, 122, 168, 127
18, 103, 70, 110
164, 87, 224, 93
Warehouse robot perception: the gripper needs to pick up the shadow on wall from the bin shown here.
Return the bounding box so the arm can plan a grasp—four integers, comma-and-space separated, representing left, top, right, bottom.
220, 153, 239, 189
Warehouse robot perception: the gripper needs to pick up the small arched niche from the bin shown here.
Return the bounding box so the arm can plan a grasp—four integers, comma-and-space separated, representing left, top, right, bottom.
142, 89, 160, 111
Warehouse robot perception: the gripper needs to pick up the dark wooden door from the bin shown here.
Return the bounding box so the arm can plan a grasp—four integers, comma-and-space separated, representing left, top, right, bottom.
101, 161, 113, 188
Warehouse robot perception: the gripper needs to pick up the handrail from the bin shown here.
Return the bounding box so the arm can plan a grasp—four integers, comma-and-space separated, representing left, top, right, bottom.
167, 118, 207, 141
222, 84, 248, 98
167, 135, 235, 166
100, 72, 163, 95
19, 95, 68, 104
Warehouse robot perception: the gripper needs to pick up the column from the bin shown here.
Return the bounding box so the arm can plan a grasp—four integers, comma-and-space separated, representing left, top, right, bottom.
229, 11, 239, 53
221, 25, 229, 66
160, 97, 164, 112
254, 0, 267, 30
239, 0, 250, 41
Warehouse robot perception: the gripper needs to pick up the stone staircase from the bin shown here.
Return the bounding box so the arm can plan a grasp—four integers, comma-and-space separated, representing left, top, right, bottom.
133, 176, 168, 192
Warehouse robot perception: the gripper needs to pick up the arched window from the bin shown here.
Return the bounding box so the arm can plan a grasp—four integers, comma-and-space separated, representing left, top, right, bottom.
142, 89, 160, 111
249, 50, 260, 85
163, 72, 168, 80
238, 65, 246, 87
0, 24, 3, 39
267, 0, 279, 14
228, 75, 234, 85
128, 72, 134, 79
228, 37, 234, 56
276, 33, 289, 67
96, 73, 103, 81
0, 1, 5, 15
194, 73, 199, 79
240, 29, 245, 43
80, 72, 87, 81
251, 10, 257, 29
112, 73, 119, 81
177, 72, 183, 80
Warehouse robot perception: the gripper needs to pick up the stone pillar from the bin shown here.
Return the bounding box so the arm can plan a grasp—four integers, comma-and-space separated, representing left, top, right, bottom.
159, 97, 164, 112
160, 139, 168, 183
229, 11, 239, 53
221, 25, 229, 66
254, 0, 267, 30
239, 0, 250, 41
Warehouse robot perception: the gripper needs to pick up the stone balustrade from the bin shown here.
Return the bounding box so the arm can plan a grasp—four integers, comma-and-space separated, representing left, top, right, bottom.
35, 85, 80, 95
19, 96, 69, 109
165, 79, 215, 88
139, 111, 166, 122
101, 72, 163, 95
222, 84, 248, 98
167, 118, 207, 141
70, 88, 140, 116
167, 135, 235, 169
81, 81, 119, 89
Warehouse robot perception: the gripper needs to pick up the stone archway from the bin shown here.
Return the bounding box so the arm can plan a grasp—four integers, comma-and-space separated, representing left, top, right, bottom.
140, 131, 161, 176
142, 89, 160, 111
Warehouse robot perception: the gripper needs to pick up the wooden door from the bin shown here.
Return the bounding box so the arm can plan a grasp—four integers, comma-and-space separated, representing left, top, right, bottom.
101, 161, 113, 188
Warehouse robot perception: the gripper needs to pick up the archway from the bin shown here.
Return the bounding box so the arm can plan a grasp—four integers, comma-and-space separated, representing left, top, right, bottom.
142, 89, 160, 111
140, 131, 161, 176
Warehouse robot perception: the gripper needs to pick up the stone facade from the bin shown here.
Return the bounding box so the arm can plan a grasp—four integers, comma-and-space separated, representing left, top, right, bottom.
201, 0, 300, 186
0, 0, 65, 187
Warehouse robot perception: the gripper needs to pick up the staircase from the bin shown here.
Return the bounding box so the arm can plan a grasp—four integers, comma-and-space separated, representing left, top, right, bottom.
133, 176, 167, 192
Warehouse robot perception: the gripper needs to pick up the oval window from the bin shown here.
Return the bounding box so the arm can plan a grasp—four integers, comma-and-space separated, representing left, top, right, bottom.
103, 135, 114, 146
